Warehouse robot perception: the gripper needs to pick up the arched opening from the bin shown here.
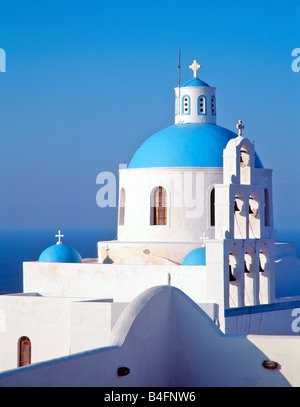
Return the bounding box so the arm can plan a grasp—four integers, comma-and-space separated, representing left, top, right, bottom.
18, 336, 31, 367
244, 247, 256, 306
229, 247, 243, 308
264, 188, 270, 227
150, 186, 167, 226
240, 144, 251, 185
210, 188, 215, 227
259, 245, 270, 304
249, 192, 260, 238
234, 192, 246, 239
119, 188, 126, 226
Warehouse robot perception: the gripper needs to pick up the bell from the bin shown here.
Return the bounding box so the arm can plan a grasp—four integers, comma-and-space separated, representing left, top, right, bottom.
244, 260, 250, 273
234, 201, 240, 212
259, 261, 264, 273
249, 205, 254, 215
229, 264, 236, 282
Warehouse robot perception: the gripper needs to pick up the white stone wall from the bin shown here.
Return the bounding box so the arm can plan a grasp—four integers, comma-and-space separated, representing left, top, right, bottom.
117, 167, 222, 242
174, 86, 217, 124
23, 262, 208, 304
0, 294, 127, 372
1, 286, 300, 387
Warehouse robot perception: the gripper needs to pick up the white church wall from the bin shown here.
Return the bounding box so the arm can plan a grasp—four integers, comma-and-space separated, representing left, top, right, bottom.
1, 286, 300, 387
0, 295, 127, 372
70, 301, 127, 354
23, 261, 208, 304
0, 296, 71, 372
98, 241, 208, 265
117, 167, 222, 243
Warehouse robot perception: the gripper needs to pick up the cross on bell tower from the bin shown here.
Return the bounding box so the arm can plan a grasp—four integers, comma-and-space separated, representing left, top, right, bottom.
189, 60, 201, 78
236, 120, 245, 137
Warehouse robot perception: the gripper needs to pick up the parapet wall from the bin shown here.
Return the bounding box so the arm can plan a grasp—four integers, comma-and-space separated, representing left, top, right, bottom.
1, 286, 300, 387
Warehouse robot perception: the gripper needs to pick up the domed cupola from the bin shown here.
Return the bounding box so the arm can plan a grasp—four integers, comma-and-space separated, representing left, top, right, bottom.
38, 230, 82, 263
182, 247, 206, 266
175, 60, 217, 125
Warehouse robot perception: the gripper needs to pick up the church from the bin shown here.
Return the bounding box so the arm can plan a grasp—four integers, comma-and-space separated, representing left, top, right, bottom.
1, 60, 300, 387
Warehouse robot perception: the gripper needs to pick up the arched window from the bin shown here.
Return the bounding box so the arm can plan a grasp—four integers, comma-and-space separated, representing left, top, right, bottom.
211, 96, 216, 115
182, 95, 190, 115
19, 336, 31, 367
119, 188, 125, 226
151, 186, 167, 225
198, 95, 206, 115
210, 188, 215, 226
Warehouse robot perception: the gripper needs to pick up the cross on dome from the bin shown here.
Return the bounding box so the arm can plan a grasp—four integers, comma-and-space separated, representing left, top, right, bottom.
189, 60, 201, 78
55, 230, 64, 245
236, 120, 245, 137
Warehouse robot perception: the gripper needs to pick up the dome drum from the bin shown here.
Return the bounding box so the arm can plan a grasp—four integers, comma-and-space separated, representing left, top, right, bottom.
175, 85, 217, 125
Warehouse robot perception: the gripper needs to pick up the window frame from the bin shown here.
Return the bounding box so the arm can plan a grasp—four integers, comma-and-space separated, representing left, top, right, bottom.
18, 336, 31, 367
182, 95, 190, 115
198, 95, 207, 115
150, 186, 168, 226
211, 95, 216, 116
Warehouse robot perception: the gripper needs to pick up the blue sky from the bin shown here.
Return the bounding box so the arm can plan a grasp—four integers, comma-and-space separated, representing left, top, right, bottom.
0, 0, 299, 234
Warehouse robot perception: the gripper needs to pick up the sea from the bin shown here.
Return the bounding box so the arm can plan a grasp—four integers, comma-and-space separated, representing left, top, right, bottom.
0, 228, 116, 294
0, 228, 299, 294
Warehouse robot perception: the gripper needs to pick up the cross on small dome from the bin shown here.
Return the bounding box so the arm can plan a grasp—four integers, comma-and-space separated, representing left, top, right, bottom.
189, 60, 201, 78
236, 120, 245, 137
55, 230, 64, 245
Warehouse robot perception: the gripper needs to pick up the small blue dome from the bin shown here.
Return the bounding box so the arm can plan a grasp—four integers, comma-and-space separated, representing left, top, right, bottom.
182, 77, 209, 87
129, 123, 264, 169
182, 247, 206, 266
38, 244, 82, 263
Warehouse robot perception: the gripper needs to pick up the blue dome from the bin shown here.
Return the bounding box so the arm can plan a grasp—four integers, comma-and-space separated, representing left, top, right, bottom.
129, 123, 264, 169
182, 247, 206, 266
38, 244, 82, 263
182, 77, 209, 87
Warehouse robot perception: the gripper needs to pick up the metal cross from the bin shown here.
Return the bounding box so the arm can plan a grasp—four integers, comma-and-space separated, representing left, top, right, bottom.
55, 230, 64, 244
189, 60, 201, 78
236, 120, 244, 137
